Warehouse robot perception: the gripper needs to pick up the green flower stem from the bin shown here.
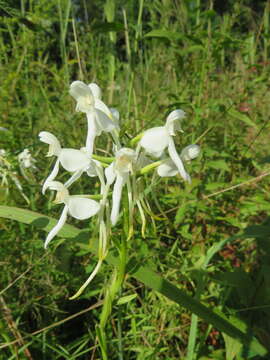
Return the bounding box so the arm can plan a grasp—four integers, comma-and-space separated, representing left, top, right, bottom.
129, 132, 144, 146
92, 154, 114, 164
139, 160, 163, 175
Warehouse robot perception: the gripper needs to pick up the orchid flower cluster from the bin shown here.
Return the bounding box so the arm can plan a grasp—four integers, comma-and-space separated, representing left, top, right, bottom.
39, 80, 200, 299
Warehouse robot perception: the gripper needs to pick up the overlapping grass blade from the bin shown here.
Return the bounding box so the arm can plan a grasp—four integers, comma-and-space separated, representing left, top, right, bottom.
0, 205, 267, 358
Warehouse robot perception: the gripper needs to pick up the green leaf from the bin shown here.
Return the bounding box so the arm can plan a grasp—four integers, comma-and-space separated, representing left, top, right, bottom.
0, 206, 267, 358
180, 45, 206, 55
144, 29, 183, 41
228, 108, 258, 128
92, 21, 124, 33
208, 160, 230, 171
117, 294, 137, 305
223, 333, 243, 360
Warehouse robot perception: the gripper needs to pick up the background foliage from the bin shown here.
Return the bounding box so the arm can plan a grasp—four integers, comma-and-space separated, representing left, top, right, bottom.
1, 0, 270, 359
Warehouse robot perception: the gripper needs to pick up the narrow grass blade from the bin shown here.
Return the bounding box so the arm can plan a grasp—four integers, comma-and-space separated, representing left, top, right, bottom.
0, 206, 267, 358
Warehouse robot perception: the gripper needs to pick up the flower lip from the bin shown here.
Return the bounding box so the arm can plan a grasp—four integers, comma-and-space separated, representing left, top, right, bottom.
157, 159, 178, 177
59, 148, 90, 172
67, 197, 100, 220
140, 126, 169, 158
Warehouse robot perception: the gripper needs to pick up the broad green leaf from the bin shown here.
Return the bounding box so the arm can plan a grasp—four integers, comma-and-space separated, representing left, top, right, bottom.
0, 206, 267, 358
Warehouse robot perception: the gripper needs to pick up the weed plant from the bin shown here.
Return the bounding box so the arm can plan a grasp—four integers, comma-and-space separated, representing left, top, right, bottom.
1, 0, 270, 359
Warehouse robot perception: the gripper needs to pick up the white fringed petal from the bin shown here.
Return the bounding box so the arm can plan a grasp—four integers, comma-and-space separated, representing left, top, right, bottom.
67, 197, 100, 220
140, 127, 169, 158
59, 149, 90, 172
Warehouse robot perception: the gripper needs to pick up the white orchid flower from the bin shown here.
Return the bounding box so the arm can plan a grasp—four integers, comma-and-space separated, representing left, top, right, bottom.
139, 109, 191, 182
105, 147, 136, 226
69, 81, 119, 154
44, 181, 100, 249
39, 131, 103, 194
157, 144, 200, 177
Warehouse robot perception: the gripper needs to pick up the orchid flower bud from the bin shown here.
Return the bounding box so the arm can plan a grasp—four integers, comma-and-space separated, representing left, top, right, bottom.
180, 144, 200, 161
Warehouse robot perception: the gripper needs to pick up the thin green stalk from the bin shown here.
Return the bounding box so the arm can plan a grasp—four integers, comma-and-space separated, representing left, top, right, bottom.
117, 290, 124, 360
57, 0, 71, 83
104, 0, 116, 103
263, 0, 270, 63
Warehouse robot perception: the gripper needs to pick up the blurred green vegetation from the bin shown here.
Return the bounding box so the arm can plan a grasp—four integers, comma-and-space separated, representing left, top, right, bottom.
1, 0, 270, 358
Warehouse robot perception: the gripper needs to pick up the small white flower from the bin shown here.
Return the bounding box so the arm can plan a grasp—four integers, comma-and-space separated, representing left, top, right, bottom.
105, 148, 136, 225
18, 149, 37, 169
0, 149, 6, 157
157, 144, 200, 177
39, 131, 102, 193
44, 181, 100, 248
69, 81, 119, 154
140, 109, 190, 182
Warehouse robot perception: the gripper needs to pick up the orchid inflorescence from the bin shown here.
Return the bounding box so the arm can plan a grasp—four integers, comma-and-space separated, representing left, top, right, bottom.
39, 80, 201, 299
